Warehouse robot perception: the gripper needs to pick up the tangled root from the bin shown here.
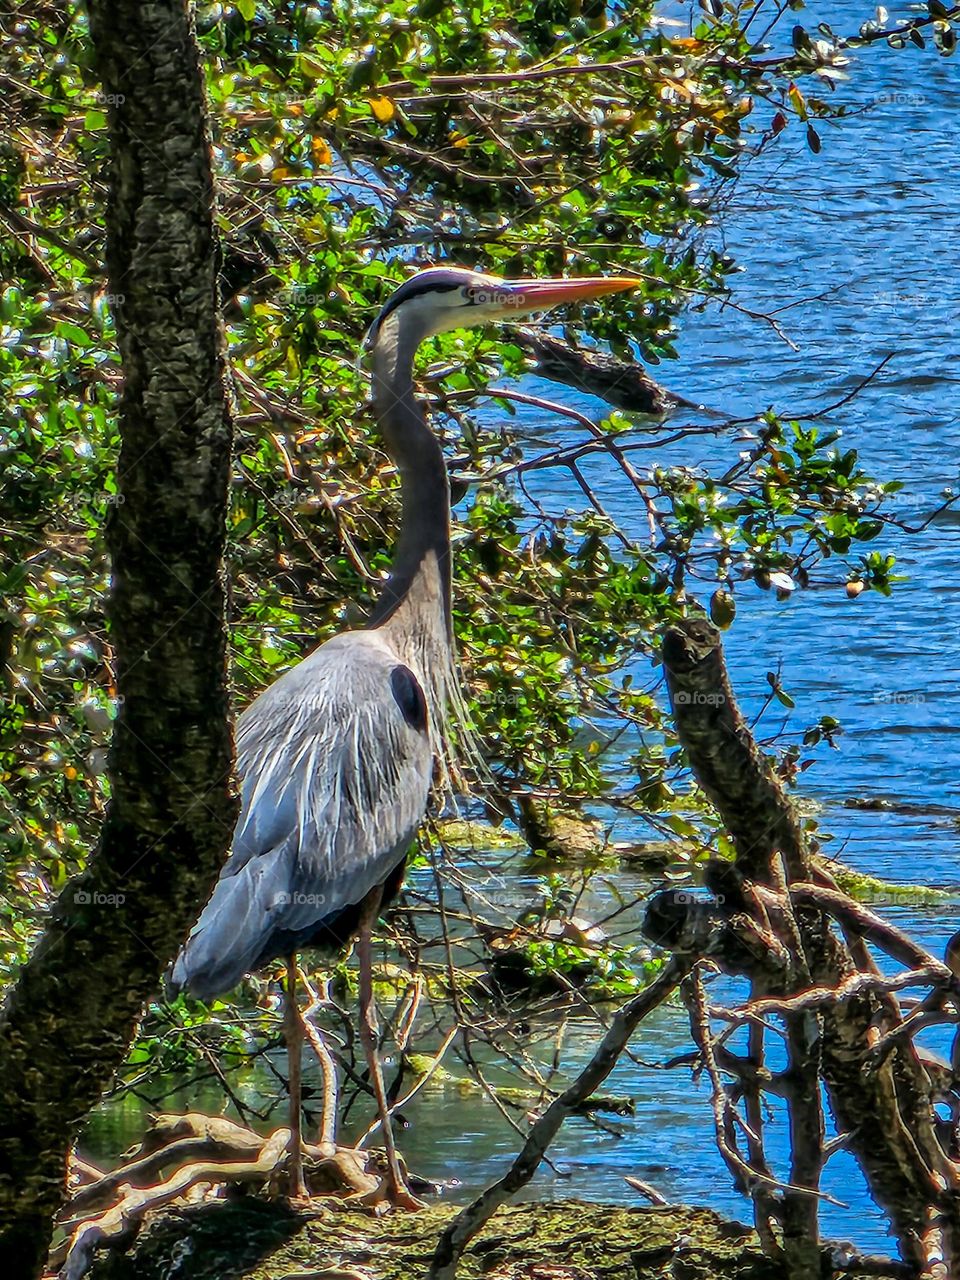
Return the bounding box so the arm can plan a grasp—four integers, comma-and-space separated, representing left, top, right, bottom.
50, 1113, 382, 1280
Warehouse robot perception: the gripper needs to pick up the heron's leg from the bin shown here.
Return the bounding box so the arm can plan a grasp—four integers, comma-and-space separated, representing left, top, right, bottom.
284, 955, 308, 1198
297, 964, 339, 1147
357, 885, 424, 1210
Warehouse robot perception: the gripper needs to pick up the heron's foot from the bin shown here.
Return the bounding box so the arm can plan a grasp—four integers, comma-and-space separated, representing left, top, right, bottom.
386, 1182, 427, 1212
354, 1158, 427, 1214
270, 1147, 309, 1202
288, 1175, 310, 1203
356, 1179, 426, 1215
277, 1144, 381, 1205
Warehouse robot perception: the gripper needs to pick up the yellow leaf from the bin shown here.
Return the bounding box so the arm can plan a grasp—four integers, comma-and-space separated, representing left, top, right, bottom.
312, 137, 332, 166
449, 130, 469, 149
367, 96, 395, 123
271, 167, 290, 181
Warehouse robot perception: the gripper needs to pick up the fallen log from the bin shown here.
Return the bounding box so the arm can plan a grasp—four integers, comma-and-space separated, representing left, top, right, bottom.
51, 1113, 379, 1280
513, 328, 710, 415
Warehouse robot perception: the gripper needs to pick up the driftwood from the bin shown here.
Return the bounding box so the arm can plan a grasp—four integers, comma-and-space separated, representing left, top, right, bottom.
51, 1113, 380, 1280
654, 616, 960, 1280
512, 327, 709, 415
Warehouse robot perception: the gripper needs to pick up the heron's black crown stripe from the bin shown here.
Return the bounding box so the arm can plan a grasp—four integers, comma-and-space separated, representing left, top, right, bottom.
375, 278, 460, 328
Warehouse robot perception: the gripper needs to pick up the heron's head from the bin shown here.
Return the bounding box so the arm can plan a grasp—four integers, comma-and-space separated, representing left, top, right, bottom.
366, 265, 642, 354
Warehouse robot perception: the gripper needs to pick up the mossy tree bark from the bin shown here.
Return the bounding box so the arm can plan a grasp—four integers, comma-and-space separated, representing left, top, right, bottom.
0, 4, 237, 1275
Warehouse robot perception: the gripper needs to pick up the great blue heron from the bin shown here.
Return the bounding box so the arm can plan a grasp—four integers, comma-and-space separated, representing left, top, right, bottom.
169, 265, 641, 1205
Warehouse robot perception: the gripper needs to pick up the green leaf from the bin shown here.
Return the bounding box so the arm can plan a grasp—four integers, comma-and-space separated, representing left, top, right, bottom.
55, 322, 93, 349
299, 53, 331, 79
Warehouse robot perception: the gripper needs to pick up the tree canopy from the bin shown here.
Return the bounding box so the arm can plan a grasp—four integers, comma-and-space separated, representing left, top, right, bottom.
1, 0, 914, 975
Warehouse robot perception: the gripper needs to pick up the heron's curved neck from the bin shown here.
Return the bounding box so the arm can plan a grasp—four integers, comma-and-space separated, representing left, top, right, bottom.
367, 318, 452, 655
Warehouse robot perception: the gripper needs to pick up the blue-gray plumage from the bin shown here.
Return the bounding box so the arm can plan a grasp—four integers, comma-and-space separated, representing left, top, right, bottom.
170, 635, 432, 999
168, 264, 641, 1205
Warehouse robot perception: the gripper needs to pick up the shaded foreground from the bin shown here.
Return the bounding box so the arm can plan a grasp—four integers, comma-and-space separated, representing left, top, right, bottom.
84, 1197, 889, 1280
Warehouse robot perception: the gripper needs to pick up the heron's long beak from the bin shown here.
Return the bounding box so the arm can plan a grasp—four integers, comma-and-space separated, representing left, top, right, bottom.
497, 275, 642, 315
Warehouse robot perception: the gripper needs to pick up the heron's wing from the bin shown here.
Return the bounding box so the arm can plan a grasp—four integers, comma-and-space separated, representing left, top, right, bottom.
170, 630, 432, 998
232, 629, 431, 901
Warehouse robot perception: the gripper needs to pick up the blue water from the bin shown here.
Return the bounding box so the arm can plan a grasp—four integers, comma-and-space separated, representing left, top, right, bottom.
82, 4, 960, 1256
457, 1, 960, 1249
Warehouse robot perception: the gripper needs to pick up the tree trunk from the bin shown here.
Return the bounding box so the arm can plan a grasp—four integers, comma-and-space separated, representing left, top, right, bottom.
0, 4, 237, 1275
660, 617, 960, 1275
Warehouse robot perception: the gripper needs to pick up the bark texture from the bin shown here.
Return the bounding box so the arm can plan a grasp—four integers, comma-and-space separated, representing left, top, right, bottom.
0, 4, 237, 1274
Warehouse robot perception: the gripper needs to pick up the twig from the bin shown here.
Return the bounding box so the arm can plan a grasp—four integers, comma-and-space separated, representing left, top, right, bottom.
428, 957, 688, 1280
795, 354, 895, 422
356, 1025, 458, 1148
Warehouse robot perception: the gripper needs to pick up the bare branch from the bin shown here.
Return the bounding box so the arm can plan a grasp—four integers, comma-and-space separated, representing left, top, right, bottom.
428, 958, 689, 1280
